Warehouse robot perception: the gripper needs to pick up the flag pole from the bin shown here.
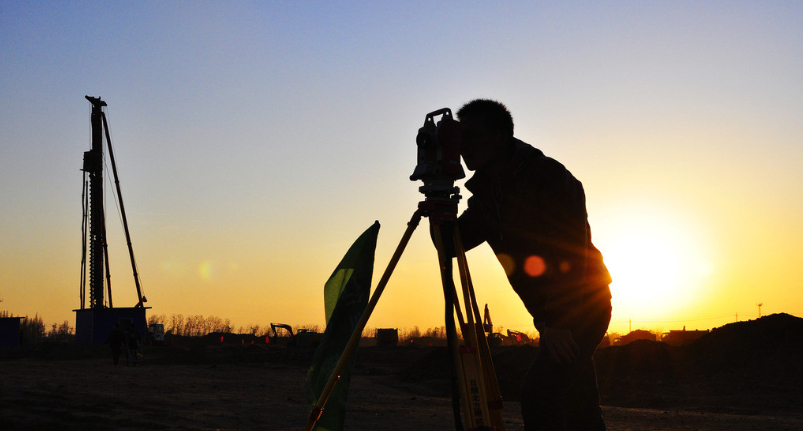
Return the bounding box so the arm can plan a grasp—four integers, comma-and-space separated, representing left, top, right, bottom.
303, 209, 424, 431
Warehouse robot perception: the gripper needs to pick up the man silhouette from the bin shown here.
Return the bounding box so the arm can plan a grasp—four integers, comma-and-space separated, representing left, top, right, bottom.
107, 324, 124, 367
455, 99, 612, 430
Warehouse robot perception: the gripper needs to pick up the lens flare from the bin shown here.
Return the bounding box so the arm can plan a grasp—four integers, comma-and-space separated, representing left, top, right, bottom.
496, 253, 515, 276
524, 255, 546, 277
199, 260, 214, 280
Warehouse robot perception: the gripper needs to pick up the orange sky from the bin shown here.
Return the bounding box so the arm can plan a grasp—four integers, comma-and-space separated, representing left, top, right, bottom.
2, 3, 802, 335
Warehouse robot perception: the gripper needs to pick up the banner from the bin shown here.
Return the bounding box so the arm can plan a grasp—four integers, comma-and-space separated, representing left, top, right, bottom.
307, 221, 380, 431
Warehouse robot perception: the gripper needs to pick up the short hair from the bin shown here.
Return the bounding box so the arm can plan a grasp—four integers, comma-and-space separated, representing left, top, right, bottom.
456, 99, 514, 137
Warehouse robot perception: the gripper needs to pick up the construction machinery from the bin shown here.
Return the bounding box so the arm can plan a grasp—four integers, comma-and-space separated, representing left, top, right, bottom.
269, 323, 295, 346
147, 323, 165, 345
268, 323, 322, 348
74, 96, 150, 345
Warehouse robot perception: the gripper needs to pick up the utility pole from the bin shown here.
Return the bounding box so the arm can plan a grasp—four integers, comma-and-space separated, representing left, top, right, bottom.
757, 303, 763, 318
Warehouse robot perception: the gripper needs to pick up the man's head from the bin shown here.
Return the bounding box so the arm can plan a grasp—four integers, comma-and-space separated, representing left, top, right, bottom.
456, 99, 514, 172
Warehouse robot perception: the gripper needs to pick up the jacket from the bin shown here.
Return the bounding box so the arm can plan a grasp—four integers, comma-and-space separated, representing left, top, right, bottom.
458, 138, 612, 329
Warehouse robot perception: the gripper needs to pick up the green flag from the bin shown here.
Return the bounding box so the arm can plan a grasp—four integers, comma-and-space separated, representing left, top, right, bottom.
307, 221, 380, 431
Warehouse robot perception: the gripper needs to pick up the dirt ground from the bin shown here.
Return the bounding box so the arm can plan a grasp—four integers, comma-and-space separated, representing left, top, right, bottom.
2, 340, 802, 431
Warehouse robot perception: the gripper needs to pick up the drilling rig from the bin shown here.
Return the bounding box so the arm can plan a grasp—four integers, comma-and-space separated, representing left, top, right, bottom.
75, 96, 149, 345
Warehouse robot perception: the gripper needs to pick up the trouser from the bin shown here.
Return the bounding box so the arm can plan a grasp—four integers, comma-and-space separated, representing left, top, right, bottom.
521, 302, 611, 431
112, 346, 121, 366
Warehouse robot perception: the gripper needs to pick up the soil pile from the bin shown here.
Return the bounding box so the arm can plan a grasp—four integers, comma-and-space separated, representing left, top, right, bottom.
395, 313, 803, 414
685, 312, 803, 377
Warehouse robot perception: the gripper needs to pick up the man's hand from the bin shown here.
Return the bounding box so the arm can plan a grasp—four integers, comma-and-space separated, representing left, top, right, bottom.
540, 326, 580, 364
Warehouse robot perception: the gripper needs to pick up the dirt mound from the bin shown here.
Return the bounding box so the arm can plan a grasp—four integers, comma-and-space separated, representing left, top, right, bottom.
677, 313, 803, 412
390, 314, 803, 414
685, 313, 803, 377
595, 313, 803, 412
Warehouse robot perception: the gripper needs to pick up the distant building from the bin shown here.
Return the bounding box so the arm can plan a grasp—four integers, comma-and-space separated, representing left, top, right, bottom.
74, 307, 148, 345
613, 329, 656, 345
375, 328, 399, 346
0, 316, 25, 347
661, 328, 709, 346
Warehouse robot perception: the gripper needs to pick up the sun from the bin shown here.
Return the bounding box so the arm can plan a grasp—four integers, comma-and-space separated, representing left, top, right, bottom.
594, 210, 714, 319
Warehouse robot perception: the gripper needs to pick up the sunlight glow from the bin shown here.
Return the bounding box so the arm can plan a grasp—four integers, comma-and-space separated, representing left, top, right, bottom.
598, 211, 714, 318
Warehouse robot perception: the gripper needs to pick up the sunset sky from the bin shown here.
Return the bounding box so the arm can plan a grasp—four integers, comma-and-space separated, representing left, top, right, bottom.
2, 2, 801, 336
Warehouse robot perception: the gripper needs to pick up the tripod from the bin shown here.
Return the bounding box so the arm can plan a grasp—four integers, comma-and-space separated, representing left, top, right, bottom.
303, 198, 504, 431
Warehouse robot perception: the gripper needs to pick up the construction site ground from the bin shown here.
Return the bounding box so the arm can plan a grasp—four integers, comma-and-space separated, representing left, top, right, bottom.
2, 315, 802, 431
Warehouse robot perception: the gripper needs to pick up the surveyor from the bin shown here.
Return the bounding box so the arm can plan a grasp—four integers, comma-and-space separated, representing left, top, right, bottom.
454, 99, 612, 430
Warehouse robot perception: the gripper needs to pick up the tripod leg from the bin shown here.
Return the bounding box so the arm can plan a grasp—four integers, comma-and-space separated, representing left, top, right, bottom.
302, 210, 424, 431
446, 226, 494, 429
432, 223, 468, 431
436, 222, 502, 430
454, 228, 505, 430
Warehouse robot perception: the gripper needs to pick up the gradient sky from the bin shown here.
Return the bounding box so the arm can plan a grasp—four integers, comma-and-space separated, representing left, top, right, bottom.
2, 1, 801, 335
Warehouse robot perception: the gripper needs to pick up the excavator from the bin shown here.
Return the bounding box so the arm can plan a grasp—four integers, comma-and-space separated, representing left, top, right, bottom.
483, 304, 533, 347
269, 323, 294, 346
268, 323, 321, 348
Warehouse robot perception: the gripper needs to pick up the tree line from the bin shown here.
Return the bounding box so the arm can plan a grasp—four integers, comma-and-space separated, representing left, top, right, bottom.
147, 314, 234, 337
0, 311, 73, 342
2, 310, 540, 342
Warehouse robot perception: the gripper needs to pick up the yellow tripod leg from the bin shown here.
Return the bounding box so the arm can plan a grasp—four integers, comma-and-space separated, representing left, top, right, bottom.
434, 223, 496, 431
432, 223, 475, 429
454, 228, 505, 431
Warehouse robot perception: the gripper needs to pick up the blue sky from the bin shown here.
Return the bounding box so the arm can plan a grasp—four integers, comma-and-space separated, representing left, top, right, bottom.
2, 1, 802, 333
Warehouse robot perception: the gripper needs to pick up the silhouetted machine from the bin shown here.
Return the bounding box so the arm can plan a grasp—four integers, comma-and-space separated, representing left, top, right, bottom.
80, 96, 146, 309
76, 96, 148, 344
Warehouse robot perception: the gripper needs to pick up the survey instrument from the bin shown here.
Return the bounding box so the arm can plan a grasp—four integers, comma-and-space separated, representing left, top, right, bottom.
303, 109, 503, 431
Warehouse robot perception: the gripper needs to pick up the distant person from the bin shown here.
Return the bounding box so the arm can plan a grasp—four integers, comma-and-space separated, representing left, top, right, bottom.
125, 328, 140, 366
106, 324, 124, 367
454, 99, 612, 430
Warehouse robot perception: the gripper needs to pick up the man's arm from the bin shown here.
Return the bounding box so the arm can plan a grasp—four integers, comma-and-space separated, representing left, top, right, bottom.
456, 202, 489, 253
